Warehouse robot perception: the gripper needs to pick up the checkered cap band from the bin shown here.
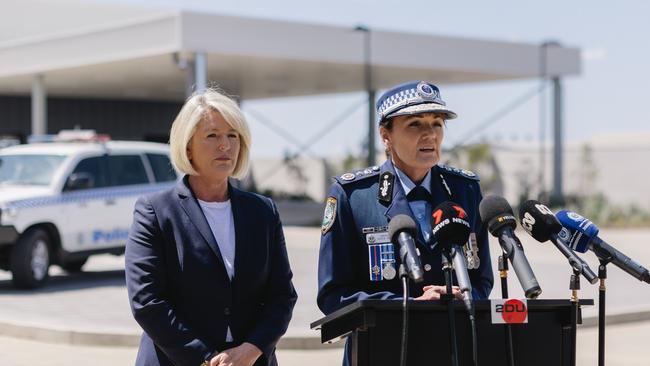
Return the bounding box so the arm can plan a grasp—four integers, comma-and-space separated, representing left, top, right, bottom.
377, 81, 455, 122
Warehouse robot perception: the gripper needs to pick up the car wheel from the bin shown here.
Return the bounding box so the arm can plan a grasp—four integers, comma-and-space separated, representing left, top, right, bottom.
10, 228, 51, 289
60, 257, 88, 273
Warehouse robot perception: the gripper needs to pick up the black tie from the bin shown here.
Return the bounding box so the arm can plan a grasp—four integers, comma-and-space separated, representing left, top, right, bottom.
407, 185, 432, 202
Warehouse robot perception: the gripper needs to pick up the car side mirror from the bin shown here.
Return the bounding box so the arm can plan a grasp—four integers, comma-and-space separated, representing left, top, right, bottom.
64, 172, 94, 191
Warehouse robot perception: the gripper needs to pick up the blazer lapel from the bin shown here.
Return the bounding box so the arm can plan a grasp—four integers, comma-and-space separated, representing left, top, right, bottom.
176, 176, 227, 270
229, 183, 249, 287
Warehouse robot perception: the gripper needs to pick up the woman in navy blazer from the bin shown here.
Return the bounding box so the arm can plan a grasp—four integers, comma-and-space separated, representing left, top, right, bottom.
126, 88, 297, 366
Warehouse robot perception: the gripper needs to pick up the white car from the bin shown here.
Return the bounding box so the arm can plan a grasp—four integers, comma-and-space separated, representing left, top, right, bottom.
0, 139, 178, 288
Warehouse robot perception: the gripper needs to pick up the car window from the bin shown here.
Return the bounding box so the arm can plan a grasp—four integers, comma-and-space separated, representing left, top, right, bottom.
107, 155, 149, 186
146, 153, 177, 182
0, 154, 66, 186
69, 156, 109, 189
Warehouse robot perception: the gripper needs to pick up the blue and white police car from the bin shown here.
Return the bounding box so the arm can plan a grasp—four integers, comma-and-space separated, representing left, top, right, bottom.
0, 133, 178, 288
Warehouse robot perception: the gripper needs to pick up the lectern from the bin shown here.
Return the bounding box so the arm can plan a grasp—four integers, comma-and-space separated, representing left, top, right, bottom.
311, 299, 592, 366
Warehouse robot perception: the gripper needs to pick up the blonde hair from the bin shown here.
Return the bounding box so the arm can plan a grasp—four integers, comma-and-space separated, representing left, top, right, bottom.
169, 88, 251, 179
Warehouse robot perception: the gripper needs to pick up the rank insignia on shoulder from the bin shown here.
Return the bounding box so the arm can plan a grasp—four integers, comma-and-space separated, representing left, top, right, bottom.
377, 172, 394, 203
461, 169, 476, 177
321, 197, 337, 235
340, 172, 356, 181
439, 164, 480, 180
337, 167, 380, 184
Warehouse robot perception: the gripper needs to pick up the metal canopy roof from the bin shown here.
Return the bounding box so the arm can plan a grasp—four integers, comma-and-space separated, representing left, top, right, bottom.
0, 1, 581, 101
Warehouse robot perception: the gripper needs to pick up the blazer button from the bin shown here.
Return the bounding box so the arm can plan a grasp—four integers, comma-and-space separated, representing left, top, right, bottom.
224, 307, 231, 315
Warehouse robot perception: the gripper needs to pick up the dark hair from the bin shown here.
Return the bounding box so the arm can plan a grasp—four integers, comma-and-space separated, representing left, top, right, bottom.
379, 118, 393, 131
379, 118, 393, 157
380, 112, 448, 131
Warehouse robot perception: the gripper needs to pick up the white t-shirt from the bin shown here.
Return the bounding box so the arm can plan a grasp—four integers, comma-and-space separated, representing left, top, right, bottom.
197, 198, 236, 342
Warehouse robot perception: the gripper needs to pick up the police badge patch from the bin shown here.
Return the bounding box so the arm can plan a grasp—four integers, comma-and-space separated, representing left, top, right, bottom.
321, 197, 337, 235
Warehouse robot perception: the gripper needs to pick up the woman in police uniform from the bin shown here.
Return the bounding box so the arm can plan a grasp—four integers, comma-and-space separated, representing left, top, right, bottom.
317, 81, 493, 364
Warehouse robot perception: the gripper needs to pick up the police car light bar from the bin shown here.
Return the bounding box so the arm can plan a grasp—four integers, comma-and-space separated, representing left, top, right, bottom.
26, 129, 112, 144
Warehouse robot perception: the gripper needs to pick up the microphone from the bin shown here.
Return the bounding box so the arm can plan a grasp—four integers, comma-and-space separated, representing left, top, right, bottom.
556, 210, 650, 284
431, 201, 471, 250
518, 200, 598, 284
479, 195, 542, 299
450, 246, 473, 301
431, 201, 473, 310
388, 215, 424, 283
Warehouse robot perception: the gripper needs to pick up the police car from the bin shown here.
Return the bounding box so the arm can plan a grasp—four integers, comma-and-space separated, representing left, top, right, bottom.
0, 132, 178, 288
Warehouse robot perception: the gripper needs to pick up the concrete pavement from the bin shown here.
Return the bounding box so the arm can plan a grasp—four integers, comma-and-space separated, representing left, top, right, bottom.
2, 321, 650, 366
0, 226, 649, 364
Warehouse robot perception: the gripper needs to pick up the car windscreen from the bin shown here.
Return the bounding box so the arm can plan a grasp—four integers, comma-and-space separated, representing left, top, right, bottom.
0, 154, 66, 186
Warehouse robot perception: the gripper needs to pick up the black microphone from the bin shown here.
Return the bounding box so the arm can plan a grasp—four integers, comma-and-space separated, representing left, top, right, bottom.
431, 201, 473, 310
556, 210, 650, 284
431, 201, 471, 250
518, 200, 598, 284
388, 215, 424, 283
479, 195, 542, 299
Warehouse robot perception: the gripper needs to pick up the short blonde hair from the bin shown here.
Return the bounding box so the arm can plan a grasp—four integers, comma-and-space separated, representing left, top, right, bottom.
169, 88, 251, 179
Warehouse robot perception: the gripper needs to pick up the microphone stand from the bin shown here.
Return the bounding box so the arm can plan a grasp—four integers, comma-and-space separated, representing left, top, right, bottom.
441, 249, 460, 366
399, 264, 410, 366
499, 255, 516, 366
569, 268, 581, 366
598, 259, 609, 366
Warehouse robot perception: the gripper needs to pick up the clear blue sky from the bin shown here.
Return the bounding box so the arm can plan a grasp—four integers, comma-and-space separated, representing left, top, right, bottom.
105, 0, 650, 158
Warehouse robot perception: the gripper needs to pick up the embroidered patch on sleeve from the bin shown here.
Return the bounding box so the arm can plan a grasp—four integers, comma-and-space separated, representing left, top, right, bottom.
321, 197, 337, 235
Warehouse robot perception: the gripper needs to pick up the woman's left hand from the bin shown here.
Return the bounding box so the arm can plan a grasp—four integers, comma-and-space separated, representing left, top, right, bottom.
211, 342, 263, 366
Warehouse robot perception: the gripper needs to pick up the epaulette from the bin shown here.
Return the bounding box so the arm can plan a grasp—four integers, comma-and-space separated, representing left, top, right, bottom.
438, 164, 480, 181
334, 165, 381, 185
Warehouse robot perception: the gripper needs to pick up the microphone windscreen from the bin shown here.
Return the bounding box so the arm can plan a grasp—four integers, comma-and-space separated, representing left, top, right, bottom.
388, 214, 418, 243
556, 210, 600, 253
518, 200, 562, 243
431, 201, 471, 249
479, 195, 517, 236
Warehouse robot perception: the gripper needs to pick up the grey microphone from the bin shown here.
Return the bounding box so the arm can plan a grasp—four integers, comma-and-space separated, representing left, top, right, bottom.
451, 246, 473, 307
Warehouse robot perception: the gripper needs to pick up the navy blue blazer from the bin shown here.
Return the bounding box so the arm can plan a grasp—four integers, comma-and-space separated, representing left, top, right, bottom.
126, 176, 297, 366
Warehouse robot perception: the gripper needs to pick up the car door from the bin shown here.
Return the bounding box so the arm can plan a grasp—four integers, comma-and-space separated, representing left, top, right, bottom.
59, 155, 111, 252
98, 154, 151, 249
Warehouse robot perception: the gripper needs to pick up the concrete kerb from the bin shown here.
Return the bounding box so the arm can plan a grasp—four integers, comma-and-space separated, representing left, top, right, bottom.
0, 317, 340, 350
580, 306, 650, 327
0, 320, 141, 347
2, 308, 650, 350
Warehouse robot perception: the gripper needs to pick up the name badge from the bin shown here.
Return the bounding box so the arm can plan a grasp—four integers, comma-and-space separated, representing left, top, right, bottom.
366, 232, 390, 244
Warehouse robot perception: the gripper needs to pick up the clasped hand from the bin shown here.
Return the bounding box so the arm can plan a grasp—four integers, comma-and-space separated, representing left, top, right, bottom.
415, 285, 463, 300
209, 342, 262, 366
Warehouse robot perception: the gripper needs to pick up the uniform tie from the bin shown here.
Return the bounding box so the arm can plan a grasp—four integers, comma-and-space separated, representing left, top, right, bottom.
406, 185, 432, 202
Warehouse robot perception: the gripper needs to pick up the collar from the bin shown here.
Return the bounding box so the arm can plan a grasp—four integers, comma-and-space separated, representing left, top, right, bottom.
176, 175, 240, 203
393, 163, 432, 197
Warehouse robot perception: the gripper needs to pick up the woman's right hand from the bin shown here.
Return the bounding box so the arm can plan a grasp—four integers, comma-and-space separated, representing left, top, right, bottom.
210, 342, 262, 366
414, 285, 462, 300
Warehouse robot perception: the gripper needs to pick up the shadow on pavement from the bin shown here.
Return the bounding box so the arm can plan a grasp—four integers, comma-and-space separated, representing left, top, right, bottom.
0, 269, 126, 294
